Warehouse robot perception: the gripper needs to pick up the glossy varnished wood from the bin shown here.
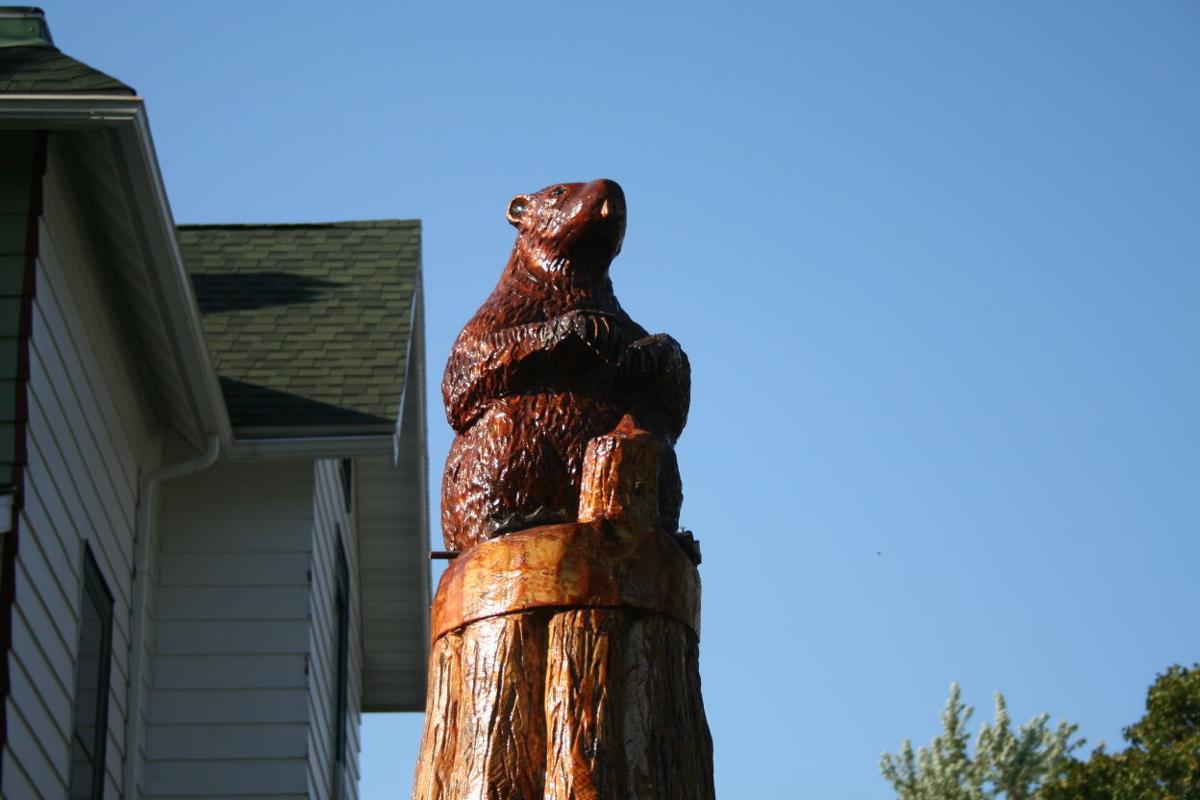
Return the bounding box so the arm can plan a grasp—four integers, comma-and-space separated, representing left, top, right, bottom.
413, 606, 713, 800
430, 520, 701, 644
412, 613, 548, 799
414, 179, 712, 799
544, 609, 714, 800
440, 179, 689, 551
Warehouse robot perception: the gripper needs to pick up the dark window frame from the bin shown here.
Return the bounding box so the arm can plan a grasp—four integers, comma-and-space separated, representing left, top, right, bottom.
339, 458, 353, 515
331, 529, 350, 799
69, 544, 113, 800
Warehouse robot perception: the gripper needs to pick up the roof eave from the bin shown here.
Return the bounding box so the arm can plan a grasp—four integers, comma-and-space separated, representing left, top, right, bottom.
0, 93, 234, 453
228, 432, 396, 460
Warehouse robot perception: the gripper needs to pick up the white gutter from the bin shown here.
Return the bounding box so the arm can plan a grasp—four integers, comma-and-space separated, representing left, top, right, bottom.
110, 101, 234, 451
229, 433, 395, 460
123, 434, 221, 800
0, 93, 143, 125
0, 94, 234, 451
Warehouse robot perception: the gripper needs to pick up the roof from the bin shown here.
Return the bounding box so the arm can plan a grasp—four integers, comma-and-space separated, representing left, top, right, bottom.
0, 46, 133, 94
178, 221, 421, 435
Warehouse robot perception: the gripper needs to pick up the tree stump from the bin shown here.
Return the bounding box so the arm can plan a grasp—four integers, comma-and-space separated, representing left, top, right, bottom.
412, 424, 714, 799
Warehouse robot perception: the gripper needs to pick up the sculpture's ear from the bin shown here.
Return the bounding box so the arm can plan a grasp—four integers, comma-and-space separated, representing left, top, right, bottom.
507, 195, 531, 227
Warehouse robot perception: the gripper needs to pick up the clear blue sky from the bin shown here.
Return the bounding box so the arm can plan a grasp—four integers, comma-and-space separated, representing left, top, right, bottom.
38, 2, 1198, 797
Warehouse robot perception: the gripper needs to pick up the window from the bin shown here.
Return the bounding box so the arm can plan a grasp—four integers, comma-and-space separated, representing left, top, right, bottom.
339, 458, 353, 515
69, 545, 113, 800
331, 531, 350, 799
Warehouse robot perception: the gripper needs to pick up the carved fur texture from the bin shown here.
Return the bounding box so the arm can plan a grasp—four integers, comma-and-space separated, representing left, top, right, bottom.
440, 179, 690, 551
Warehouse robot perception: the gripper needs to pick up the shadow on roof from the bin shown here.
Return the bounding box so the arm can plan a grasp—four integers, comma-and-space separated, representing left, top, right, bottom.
190, 272, 340, 314
220, 377, 394, 431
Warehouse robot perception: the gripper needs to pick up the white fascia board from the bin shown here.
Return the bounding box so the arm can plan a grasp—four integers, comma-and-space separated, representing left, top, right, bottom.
392, 274, 424, 466
0, 94, 142, 126
0, 95, 233, 452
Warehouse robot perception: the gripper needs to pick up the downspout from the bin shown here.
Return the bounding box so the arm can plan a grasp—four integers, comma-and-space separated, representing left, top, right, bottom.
123, 434, 221, 800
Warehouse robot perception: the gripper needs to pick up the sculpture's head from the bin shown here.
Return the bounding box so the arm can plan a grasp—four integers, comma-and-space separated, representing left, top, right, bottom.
507, 179, 627, 269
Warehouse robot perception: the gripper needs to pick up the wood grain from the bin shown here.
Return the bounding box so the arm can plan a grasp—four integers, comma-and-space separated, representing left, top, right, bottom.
430, 521, 701, 645
544, 608, 627, 799
414, 521, 711, 798
413, 606, 713, 800
413, 613, 548, 800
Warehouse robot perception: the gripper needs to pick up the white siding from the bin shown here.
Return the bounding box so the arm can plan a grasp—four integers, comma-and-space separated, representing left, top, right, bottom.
145, 459, 314, 800
3, 140, 163, 799
308, 459, 362, 800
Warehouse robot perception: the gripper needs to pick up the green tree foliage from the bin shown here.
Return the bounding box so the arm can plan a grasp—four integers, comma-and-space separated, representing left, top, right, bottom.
880, 683, 1081, 800
1040, 664, 1200, 800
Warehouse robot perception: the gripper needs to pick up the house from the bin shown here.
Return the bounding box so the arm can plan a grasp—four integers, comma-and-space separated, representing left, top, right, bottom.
0, 7, 430, 799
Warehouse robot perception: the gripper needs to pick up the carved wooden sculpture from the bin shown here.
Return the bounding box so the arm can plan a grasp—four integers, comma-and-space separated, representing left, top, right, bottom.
414, 180, 713, 800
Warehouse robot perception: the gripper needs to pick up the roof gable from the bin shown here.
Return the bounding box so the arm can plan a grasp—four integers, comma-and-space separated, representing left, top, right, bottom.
178, 221, 421, 436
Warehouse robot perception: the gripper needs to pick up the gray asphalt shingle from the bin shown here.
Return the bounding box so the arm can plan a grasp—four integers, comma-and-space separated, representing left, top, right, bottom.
0, 46, 133, 94
178, 222, 421, 433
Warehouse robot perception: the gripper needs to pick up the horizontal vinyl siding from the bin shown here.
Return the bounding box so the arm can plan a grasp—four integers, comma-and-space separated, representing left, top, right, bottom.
156, 587, 311, 621
357, 447, 428, 711
147, 723, 308, 760
146, 460, 315, 799
157, 553, 310, 587
307, 460, 362, 800
144, 760, 309, 796
1, 742, 40, 799
152, 655, 309, 690
4, 140, 161, 800
154, 621, 311, 655
148, 690, 310, 726
4, 702, 61, 795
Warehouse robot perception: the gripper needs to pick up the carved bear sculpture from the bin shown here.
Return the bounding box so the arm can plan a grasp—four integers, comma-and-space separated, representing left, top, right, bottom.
440, 179, 690, 552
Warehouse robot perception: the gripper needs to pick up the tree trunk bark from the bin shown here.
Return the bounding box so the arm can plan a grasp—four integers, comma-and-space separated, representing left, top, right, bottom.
411, 524, 713, 800
413, 612, 549, 799
543, 608, 714, 800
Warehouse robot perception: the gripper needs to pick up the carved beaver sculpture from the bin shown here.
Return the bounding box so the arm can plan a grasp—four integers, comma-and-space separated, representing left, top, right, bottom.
441, 179, 690, 552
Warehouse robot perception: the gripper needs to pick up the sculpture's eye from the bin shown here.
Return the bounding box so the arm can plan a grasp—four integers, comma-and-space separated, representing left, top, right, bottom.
550, 186, 566, 198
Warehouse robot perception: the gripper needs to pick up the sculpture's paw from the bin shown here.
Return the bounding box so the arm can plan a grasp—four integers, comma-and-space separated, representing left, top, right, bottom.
555, 309, 624, 361
618, 333, 686, 384
485, 505, 573, 538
